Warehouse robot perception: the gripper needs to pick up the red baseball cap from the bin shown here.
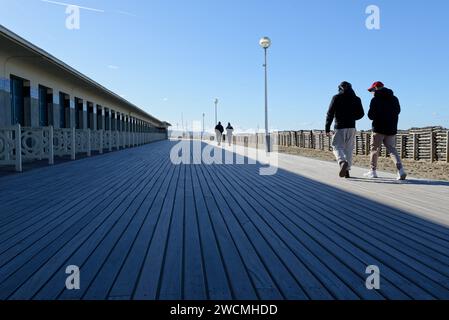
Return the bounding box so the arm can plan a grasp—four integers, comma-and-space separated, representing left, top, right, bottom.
368, 81, 384, 92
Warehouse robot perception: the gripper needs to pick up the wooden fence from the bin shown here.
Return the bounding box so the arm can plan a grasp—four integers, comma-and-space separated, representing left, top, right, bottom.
235, 127, 449, 163
0, 125, 167, 172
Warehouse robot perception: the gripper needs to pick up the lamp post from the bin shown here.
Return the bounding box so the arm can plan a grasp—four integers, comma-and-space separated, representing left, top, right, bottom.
259, 36, 271, 152
202, 113, 205, 140
214, 98, 219, 126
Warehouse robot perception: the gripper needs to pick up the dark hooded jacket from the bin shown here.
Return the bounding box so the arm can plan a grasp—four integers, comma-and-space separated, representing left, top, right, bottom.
325, 88, 365, 133
215, 123, 224, 134
368, 88, 401, 135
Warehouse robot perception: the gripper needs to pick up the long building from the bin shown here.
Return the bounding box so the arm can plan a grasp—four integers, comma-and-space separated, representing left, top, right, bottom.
0, 25, 170, 171
0, 25, 169, 134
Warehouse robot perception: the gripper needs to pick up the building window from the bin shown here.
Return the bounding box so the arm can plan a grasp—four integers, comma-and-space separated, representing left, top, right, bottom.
38, 85, 53, 127
59, 92, 70, 128
97, 105, 102, 130
10, 75, 26, 126
105, 109, 110, 131
111, 111, 117, 131
87, 102, 94, 129
75, 98, 83, 129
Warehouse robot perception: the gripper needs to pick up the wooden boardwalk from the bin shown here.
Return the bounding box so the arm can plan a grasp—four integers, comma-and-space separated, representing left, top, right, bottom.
1, 140, 449, 300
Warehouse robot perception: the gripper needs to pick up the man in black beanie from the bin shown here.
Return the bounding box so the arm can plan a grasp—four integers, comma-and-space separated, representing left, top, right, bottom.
326, 81, 365, 178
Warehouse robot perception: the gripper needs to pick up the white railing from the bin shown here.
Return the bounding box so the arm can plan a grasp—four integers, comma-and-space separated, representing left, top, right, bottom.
76, 129, 91, 157
21, 127, 54, 165
0, 125, 22, 172
90, 130, 103, 154
54, 128, 76, 160
0, 126, 167, 172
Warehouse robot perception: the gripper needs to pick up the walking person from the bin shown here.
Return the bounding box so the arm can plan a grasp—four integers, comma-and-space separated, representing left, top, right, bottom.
326, 81, 365, 178
226, 123, 234, 146
365, 82, 407, 180
215, 122, 224, 146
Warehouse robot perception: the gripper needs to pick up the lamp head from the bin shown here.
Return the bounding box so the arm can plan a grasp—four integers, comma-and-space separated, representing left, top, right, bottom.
259, 37, 271, 49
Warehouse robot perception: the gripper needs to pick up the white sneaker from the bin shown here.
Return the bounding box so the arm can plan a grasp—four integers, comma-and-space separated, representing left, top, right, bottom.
364, 170, 378, 179
397, 168, 407, 181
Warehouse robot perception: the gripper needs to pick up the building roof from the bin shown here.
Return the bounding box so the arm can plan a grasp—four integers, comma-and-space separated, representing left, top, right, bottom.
0, 24, 169, 128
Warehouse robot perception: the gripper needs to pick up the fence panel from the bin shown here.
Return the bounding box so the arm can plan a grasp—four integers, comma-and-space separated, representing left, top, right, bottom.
21, 127, 54, 165
75, 129, 91, 157
235, 127, 448, 163
0, 125, 22, 172
54, 128, 76, 160
90, 130, 103, 154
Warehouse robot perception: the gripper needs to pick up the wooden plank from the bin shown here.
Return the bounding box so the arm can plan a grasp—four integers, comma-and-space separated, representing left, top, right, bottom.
2, 140, 449, 300
201, 162, 337, 300
0, 154, 150, 262
271, 170, 449, 252
0, 150, 155, 252
157, 164, 186, 299
194, 162, 258, 300
0, 154, 159, 299
232, 160, 449, 298
0, 154, 143, 240
182, 164, 207, 300
199, 163, 284, 300
12, 157, 170, 300
216, 161, 394, 300
65, 160, 173, 300
133, 164, 182, 299
223, 160, 435, 299
186, 165, 232, 300
34, 159, 172, 300
107, 152, 179, 299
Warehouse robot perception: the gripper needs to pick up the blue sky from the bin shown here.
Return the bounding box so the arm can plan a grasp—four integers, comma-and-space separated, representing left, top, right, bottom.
1, 0, 448, 132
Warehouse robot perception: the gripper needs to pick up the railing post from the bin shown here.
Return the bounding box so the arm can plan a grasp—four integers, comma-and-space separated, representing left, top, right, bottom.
87, 129, 92, 157
15, 124, 23, 172
430, 129, 436, 162
49, 126, 54, 165
365, 133, 371, 156
413, 133, 418, 161
321, 132, 325, 150
71, 128, 76, 160
109, 132, 113, 152
400, 135, 406, 159
100, 130, 104, 154
446, 130, 449, 163
310, 131, 314, 149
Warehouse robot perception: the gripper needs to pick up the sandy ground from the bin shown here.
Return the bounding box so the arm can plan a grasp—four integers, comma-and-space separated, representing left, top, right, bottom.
276, 146, 449, 181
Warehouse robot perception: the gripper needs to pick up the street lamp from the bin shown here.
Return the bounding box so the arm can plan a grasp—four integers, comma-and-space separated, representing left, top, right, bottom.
214, 98, 219, 126
259, 36, 271, 152
202, 113, 205, 140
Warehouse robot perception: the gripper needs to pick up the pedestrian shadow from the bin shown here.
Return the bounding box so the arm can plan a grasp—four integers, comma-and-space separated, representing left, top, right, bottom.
189, 141, 449, 300
348, 176, 449, 187
2, 140, 449, 301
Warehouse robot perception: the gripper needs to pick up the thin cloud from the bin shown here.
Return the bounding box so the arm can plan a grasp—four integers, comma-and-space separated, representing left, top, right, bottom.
115, 10, 137, 17
41, 0, 105, 12
107, 65, 119, 70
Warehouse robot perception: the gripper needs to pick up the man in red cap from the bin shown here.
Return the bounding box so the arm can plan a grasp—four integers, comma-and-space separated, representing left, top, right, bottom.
365, 82, 407, 180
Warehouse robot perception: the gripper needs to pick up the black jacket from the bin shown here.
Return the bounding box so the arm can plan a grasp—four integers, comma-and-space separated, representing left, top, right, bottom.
325, 88, 365, 133
215, 124, 224, 133
368, 88, 401, 135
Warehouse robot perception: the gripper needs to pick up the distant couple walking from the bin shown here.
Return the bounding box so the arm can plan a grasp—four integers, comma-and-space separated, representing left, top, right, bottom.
215, 122, 234, 146
326, 81, 407, 181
